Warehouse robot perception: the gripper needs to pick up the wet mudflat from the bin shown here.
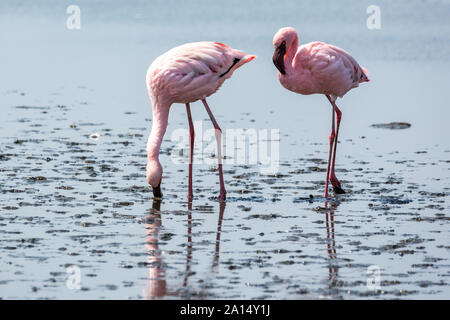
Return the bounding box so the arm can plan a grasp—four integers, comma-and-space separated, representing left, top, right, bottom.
1, 0, 450, 299
0, 97, 449, 299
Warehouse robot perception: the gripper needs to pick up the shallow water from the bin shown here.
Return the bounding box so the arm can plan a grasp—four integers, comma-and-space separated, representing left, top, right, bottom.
0, 0, 449, 299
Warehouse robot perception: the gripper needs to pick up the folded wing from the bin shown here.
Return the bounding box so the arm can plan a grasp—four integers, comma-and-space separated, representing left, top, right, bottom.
294, 42, 369, 97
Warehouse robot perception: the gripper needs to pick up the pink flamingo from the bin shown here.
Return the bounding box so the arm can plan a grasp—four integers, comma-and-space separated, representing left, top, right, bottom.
272, 27, 370, 198
146, 41, 256, 201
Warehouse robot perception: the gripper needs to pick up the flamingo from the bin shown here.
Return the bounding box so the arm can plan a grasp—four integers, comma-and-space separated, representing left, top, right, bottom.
272, 27, 370, 198
146, 41, 256, 201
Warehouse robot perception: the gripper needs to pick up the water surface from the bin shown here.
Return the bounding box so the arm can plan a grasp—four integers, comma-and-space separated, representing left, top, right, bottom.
0, 0, 449, 299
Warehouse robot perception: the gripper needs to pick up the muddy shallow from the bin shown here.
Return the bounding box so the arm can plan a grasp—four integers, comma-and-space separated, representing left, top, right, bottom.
1, 99, 449, 299
1, 0, 449, 299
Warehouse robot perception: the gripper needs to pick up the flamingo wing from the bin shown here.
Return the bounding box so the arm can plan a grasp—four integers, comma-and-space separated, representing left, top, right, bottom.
149, 42, 246, 98
294, 42, 369, 97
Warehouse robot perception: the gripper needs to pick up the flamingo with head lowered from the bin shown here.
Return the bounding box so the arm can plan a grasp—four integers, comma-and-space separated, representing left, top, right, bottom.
272, 27, 370, 198
146, 41, 256, 201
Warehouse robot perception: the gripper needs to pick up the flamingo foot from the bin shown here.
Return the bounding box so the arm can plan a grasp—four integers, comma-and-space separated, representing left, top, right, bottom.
218, 191, 226, 202
329, 172, 341, 187
329, 174, 345, 194
332, 185, 346, 194
324, 185, 344, 198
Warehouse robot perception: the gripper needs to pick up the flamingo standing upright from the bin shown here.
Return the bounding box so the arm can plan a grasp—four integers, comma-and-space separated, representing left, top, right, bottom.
146, 41, 256, 201
272, 27, 370, 198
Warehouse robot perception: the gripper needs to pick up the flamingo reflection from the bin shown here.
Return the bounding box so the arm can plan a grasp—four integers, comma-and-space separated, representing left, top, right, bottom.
145, 199, 167, 298
182, 203, 193, 288
324, 201, 339, 288
212, 202, 226, 269
145, 200, 226, 299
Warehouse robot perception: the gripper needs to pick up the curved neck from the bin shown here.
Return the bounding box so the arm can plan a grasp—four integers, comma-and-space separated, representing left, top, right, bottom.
284, 34, 299, 74
147, 101, 170, 161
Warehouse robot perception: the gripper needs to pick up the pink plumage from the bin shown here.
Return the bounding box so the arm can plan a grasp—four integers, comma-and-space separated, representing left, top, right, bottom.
146, 41, 256, 201
272, 27, 370, 198
147, 41, 256, 105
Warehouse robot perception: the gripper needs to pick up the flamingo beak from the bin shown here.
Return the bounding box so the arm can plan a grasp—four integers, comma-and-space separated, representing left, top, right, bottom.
273, 42, 286, 75
152, 182, 162, 199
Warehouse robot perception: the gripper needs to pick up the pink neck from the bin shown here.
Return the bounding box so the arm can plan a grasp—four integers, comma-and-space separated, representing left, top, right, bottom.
147, 101, 170, 160
285, 34, 299, 74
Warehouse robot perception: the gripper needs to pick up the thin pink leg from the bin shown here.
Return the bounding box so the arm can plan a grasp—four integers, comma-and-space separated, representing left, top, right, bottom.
327, 97, 345, 194
186, 103, 194, 202
324, 95, 336, 198
201, 99, 226, 201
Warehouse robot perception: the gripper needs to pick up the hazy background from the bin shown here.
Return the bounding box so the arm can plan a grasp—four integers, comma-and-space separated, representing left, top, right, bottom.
0, 0, 449, 299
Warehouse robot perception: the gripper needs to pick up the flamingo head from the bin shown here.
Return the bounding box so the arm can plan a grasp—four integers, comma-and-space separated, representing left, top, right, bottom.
272, 27, 297, 75
146, 160, 163, 198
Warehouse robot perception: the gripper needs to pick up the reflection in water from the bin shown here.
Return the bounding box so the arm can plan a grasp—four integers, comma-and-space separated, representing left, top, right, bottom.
145, 200, 226, 299
145, 199, 167, 298
182, 202, 193, 288
324, 201, 339, 289
212, 202, 226, 269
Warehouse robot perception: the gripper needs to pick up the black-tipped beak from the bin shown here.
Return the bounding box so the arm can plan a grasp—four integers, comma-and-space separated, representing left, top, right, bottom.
273, 42, 286, 75
152, 183, 162, 199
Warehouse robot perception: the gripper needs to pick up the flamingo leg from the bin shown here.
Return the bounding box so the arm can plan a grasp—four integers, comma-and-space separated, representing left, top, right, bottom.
324, 95, 336, 198
201, 99, 226, 201
185, 103, 195, 201
327, 97, 345, 194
